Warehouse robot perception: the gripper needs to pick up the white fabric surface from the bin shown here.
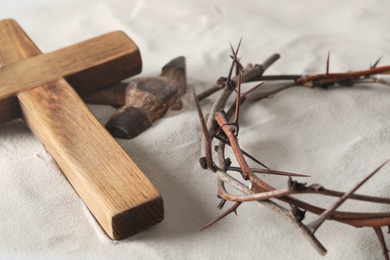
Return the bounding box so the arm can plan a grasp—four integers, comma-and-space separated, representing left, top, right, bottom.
1, 0, 390, 259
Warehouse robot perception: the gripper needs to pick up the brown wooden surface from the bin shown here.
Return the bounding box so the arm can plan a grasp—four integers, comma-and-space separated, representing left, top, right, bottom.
0, 18, 42, 122
19, 79, 163, 239
0, 96, 21, 124
0, 20, 142, 123
0, 19, 163, 239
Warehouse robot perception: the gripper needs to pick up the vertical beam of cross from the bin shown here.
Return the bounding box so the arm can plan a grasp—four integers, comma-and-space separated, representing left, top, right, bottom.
0, 19, 164, 240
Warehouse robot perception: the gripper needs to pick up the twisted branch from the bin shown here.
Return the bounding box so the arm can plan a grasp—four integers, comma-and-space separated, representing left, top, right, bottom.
194, 47, 390, 258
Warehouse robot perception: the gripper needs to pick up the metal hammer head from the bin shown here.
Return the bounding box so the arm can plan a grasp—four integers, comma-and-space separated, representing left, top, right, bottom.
105, 56, 186, 139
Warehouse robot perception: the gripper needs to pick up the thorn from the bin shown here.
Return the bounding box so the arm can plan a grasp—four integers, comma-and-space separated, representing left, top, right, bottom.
232, 70, 242, 135
234, 37, 243, 57
307, 159, 389, 234
229, 42, 235, 55
227, 166, 310, 177
193, 88, 213, 170
371, 56, 383, 69
229, 38, 244, 77
213, 134, 270, 169
200, 202, 242, 231
217, 199, 226, 209
326, 51, 330, 75
226, 43, 238, 89
241, 82, 265, 98
373, 227, 390, 260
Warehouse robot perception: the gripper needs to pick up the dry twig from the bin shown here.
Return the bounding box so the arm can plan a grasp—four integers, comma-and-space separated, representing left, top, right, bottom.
194, 45, 390, 258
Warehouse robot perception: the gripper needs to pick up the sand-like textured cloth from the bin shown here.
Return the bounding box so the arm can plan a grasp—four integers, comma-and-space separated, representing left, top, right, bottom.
1, 1, 390, 259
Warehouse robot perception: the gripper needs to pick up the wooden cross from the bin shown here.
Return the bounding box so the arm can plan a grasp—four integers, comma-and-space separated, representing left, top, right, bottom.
0, 19, 164, 240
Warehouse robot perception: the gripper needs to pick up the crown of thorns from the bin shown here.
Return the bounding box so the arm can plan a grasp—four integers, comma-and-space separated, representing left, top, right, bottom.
194, 40, 390, 258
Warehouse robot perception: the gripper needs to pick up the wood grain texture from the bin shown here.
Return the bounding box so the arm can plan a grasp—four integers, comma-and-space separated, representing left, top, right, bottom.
0, 19, 163, 239
0, 19, 41, 122
18, 79, 163, 239
0, 19, 142, 122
